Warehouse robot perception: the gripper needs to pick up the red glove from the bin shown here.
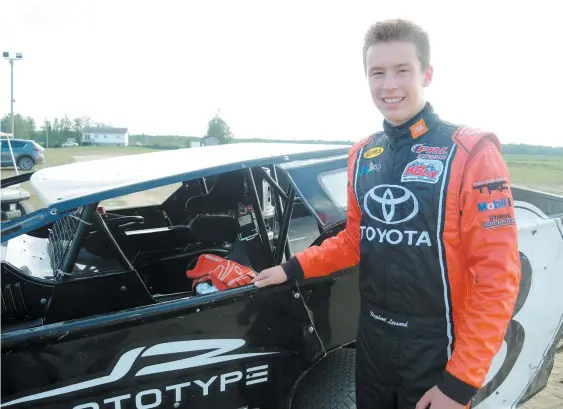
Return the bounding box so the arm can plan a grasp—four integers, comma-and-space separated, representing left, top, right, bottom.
186, 254, 256, 291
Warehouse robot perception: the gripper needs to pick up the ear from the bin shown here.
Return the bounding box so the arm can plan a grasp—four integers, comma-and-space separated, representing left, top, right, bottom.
422, 64, 433, 87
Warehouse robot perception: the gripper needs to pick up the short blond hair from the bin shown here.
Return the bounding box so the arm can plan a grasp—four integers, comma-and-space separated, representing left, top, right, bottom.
362, 18, 430, 73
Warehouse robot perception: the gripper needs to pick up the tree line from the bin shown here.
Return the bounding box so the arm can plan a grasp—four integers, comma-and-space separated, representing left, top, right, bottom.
1, 112, 562, 155
0, 113, 236, 148
0, 113, 103, 147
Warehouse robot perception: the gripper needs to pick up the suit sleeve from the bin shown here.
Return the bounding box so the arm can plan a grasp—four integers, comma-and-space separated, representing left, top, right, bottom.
281, 145, 363, 281
437, 140, 521, 404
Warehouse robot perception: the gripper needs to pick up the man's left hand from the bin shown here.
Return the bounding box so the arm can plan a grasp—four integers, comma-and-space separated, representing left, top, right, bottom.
416, 385, 466, 409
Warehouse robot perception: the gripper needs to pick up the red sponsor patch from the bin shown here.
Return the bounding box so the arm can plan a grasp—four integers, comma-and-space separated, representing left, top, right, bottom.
411, 143, 449, 160
410, 119, 428, 139
401, 159, 444, 184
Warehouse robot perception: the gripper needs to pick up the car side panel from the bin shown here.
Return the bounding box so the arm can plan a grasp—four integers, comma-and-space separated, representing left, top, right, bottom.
1, 285, 324, 409
294, 222, 360, 352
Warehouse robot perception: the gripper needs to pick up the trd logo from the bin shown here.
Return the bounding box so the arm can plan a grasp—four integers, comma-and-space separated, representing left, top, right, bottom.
477, 198, 512, 212
473, 180, 508, 194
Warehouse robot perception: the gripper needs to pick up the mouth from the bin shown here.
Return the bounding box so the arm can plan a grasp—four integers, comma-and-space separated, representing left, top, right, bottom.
382, 97, 405, 104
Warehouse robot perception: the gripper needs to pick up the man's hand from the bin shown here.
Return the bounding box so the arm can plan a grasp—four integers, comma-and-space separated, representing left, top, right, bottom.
252, 265, 288, 288
416, 385, 466, 409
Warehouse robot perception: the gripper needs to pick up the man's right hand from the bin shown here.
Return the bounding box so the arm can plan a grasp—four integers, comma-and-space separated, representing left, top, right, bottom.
252, 265, 288, 288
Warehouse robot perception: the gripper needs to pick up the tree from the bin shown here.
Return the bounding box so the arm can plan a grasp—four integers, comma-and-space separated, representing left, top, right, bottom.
0, 113, 37, 139
204, 113, 233, 144
72, 115, 92, 142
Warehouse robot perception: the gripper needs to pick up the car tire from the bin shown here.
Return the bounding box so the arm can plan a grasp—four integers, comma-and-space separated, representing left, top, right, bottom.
291, 348, 357, 409
17, 156, 34, 171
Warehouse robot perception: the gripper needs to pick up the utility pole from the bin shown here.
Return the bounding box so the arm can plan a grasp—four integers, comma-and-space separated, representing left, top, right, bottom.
3, 51, 23, 174
2, 52, 23, 137
10, 58, 14, 136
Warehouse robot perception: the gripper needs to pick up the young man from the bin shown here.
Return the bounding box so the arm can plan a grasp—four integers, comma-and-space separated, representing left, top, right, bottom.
252, 19, 521, 409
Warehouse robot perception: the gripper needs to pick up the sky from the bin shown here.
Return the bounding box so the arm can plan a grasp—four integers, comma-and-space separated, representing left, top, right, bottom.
1, 0, 562, 147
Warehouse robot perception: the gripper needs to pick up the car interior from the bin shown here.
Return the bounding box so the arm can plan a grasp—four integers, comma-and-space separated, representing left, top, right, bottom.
0, 162, 326, 327
47, 167, 283, 301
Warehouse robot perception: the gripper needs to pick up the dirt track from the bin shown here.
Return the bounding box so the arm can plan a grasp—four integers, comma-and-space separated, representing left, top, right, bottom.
521, 342, 563, 409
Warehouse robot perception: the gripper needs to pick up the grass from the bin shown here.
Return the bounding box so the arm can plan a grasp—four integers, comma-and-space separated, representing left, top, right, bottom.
504, 154, 563, 195
1, 147, 562, 212
39, 146, 160, 167
1, 146, 162, 210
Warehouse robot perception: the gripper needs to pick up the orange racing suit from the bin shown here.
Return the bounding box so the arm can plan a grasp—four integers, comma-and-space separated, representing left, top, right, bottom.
281, 103, 521, 408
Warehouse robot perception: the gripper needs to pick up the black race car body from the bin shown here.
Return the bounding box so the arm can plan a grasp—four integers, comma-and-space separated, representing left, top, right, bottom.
1, 142, 562, 409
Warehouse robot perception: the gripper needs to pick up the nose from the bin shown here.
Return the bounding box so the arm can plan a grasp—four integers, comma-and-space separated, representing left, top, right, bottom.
382, 72, 399, 91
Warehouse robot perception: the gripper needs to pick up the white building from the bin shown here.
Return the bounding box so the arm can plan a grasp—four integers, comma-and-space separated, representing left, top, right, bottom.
202, 136, 220, 146
82, 127, 129, 146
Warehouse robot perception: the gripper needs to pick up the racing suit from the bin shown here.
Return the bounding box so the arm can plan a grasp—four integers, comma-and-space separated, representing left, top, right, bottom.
281, 103, 521, 408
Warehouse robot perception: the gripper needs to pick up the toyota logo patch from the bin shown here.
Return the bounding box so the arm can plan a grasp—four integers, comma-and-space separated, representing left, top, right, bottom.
363, 184, 419, 225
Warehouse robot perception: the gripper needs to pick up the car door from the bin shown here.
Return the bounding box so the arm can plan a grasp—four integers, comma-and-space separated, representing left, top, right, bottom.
0, 139, 12, 165
1, 140, 24, 167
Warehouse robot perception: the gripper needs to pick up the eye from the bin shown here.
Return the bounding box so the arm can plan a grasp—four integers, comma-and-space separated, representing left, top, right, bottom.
371, 71, 384, 77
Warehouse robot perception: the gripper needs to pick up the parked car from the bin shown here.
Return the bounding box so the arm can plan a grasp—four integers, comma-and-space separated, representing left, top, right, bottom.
62, 141, 79, 147
1, 143, 562, 409
0, 138, 45, 171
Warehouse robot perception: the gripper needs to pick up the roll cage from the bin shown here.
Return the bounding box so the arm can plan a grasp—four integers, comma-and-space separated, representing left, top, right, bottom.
2, 166, 295, 278
0, 153, 349, 330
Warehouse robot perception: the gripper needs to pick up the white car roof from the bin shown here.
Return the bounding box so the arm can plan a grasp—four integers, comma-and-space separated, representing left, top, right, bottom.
30, 142, 351, 211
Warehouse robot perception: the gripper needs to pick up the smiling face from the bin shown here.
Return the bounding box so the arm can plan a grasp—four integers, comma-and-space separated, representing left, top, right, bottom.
365, 40, 433, 126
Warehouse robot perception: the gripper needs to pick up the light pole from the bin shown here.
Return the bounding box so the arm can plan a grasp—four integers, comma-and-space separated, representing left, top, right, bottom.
2, 51, 23, 174
3, 51, 22, 137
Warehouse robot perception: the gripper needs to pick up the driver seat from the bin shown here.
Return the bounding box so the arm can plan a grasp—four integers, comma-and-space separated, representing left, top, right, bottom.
184, 170, 246, 222
184, 170, 252, 267
187, 214, 251, 266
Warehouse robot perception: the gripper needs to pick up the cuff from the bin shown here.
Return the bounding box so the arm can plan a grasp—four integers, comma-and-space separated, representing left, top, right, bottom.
436, 370, 477, 406
281, 256, 305, 281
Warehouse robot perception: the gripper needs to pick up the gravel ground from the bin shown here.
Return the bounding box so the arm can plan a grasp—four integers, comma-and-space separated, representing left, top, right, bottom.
521, 342, 563, 409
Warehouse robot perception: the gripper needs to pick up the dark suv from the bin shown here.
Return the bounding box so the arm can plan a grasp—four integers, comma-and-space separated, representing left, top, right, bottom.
0, 138, 45, 171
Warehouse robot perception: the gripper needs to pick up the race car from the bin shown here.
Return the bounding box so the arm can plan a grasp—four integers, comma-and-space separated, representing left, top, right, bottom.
1, 142, 562, 409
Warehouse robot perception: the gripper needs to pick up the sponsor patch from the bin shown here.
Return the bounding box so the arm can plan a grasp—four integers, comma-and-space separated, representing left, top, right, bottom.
360, 226, 432, 246
401, 159, 444, 184
363, 185, 419, 225
410, 118, 428, 139
477, 198, 513, 212
482, 213, 515, 229
358, 162, 382, 176
362, 185, 432, 246
473, 178, 508, 194
364, 147, 384, 159
411, 143, 449, 160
